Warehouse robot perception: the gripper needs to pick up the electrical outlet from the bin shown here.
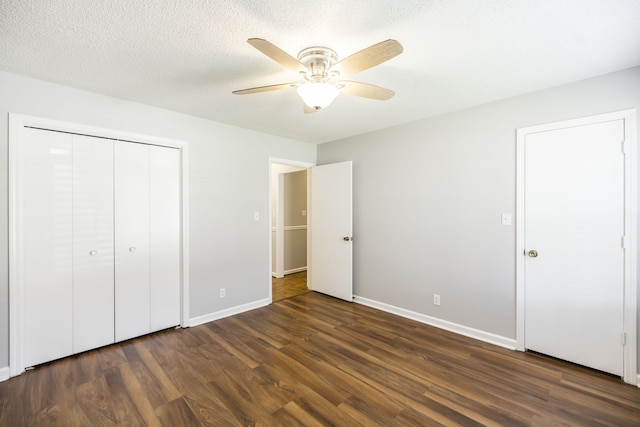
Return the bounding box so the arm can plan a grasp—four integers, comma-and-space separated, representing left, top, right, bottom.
220, 288, 226, 298
433, 294, 441, 306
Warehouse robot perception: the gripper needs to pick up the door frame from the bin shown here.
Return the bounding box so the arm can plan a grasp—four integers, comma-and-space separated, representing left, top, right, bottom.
8, 114, 190, 377
268, 158, 314, 302
515, 109, 637, 385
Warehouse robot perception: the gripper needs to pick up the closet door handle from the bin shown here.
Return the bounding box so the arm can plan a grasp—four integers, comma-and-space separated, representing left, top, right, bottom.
129, 247, 137, 252
89, 250, 98, 256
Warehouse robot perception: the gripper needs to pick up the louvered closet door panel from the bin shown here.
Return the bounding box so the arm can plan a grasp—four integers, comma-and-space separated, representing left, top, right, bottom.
114, 142, 150, 342
72, 135, 115, 353
20, 128, 74, 367
149, 146, 181, 331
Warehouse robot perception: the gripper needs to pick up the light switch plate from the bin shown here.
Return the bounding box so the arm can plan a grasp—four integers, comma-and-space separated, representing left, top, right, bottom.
501, 213, 512, 226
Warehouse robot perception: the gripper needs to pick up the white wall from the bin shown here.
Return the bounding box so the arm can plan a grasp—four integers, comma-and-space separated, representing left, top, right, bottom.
317, 67, 640, 367
0, 71, 316, 371
3, 66, 639, 376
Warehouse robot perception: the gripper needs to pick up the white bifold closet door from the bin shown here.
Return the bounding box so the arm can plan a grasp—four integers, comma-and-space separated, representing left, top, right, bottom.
19, 128, 180, 368
148, 146, 181, 332
73, 135, 115, 353
21, 129, 115, 366
114, 142, 151, 341
114, 142, 180, 342
21, 128, 75, 367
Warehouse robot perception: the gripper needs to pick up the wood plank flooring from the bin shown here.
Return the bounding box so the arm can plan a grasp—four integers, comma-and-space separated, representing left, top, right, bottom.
1, 292, 639, 426
272, 271, 308, 302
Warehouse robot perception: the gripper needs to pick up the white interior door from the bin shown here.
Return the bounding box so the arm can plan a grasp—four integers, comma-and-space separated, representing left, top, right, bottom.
72, 135, 115, 353
114, 142, 151, 341
19, 128, 74, 367
524, 120, 625, 376
310, 161, 353, 301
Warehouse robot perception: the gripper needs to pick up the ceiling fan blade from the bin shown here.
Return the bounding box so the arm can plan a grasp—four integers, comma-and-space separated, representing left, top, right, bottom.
338, 81, 395, 100
232, 83, 297, 95
247, 38, 308, 73
333, 39, 403, 76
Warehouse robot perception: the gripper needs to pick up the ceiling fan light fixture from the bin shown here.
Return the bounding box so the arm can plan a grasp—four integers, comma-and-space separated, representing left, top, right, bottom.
297, 82, 339, 110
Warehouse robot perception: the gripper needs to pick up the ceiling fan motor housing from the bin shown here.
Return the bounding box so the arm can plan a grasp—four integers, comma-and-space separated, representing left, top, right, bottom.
297, 47, 338, 81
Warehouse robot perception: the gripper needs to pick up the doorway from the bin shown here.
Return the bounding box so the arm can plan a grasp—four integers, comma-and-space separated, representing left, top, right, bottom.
270, 160, 312, 302
516, 109, 637, 385
269, 159, 354, 303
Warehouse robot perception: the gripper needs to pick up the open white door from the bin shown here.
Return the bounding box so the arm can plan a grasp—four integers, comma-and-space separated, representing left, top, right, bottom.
309, 161, 353, 301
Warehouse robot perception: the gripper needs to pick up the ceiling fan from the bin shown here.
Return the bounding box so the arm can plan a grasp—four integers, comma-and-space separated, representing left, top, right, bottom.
232, 38, 403, 113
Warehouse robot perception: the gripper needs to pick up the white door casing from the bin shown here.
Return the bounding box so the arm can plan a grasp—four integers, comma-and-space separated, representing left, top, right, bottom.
516, 110, 637, 384
309, 161, 353, 301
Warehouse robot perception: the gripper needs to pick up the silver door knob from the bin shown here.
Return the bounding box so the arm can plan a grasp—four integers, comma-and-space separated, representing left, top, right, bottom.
129, 247, 137, 252
528, 250, 538, 258
89, 250, 98, 256
343, 236, 352, 241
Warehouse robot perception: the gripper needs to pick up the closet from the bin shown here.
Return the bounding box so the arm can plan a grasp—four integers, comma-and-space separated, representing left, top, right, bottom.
16, 127, 180, 368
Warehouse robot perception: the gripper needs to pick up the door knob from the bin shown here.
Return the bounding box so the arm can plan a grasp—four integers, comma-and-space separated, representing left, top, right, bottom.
89, 250, 98, 256
528, 250, 538, 258
129, 247, 137, 252
343, 236, 352, 241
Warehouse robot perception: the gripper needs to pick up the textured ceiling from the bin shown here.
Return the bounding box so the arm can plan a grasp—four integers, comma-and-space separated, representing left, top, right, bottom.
1, 0, 639, 144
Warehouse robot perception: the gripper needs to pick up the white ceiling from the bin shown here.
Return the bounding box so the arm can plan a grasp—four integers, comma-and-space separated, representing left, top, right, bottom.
1, 0, 639, 144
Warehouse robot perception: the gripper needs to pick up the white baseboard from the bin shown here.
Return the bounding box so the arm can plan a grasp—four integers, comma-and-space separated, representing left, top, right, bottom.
272, 267, 307, 278
284, 267, 307, 275
187, 298, 271, 327
353, 295, 517, 350
0, 366, 10, 382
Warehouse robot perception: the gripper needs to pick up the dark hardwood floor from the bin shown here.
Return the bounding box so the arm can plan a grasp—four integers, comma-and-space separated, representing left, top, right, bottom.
272, 271, 308, 302
1, 292, 639, 426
